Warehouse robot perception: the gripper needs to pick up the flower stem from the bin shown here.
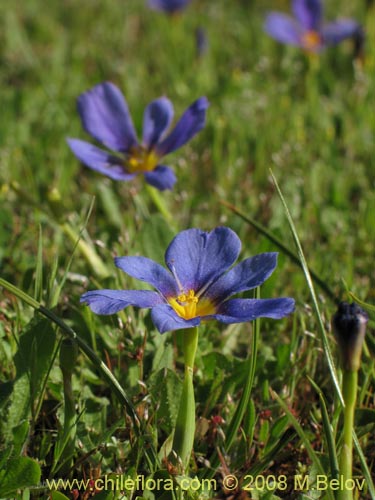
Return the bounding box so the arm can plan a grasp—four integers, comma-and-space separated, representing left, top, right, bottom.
338, 370, 357, 500
172, 327, 199, 469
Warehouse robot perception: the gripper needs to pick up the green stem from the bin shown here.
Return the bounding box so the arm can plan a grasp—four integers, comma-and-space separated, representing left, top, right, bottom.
172, 327, 198, 469
338, 370, 357, 500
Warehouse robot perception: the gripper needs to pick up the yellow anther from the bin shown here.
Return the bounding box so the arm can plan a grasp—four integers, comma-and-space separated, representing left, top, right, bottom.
168, 289, 214, 320
177, 290, 198, 304
302, 30, 321, 51
126, 147, 159, 174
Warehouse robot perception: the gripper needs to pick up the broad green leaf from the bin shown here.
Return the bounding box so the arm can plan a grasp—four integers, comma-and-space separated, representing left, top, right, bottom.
149, 369, 182, 433
0, 457, 41, 497
50, 492, 71, 500
3, 317, 57, 438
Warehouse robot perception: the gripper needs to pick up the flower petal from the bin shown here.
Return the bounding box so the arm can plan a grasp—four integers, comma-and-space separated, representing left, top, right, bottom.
142, 97, 174, 148
212, 298, 295, 324
67, 138, 136, 181
206, 253, 278, 303
292, 0, 322, 30
264, 13, 303, 46
77, 82, 138, 152
155, 97, 209, 156
115, 256, 178, 297
151, 303, 200, 334
144, 165, 177, 191
321, 19, 360, 45
80, 289, 163, 315
165, 227, 241, 293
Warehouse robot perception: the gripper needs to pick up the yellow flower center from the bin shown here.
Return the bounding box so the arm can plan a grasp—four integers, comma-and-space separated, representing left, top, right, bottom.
126, 146, 159, 174
168, 289, 215, 320
302, 30, 321, 51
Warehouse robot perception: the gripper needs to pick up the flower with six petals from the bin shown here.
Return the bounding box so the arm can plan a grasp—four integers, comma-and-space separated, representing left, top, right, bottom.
67, 82, 208, 191
81, 227, 295, 334
264, 0, 360, 52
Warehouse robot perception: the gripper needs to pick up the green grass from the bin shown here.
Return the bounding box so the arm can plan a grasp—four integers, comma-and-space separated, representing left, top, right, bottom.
0, 0, 374, 499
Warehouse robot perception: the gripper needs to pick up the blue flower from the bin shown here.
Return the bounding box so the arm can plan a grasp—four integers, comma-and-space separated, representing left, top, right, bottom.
67, 82, 209, 191
81, 227, 295, 334
264, 0, 360, 52
148, 0, 191, 14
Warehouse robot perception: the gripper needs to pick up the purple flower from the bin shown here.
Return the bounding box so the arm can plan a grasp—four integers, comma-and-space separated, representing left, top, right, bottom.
264, 0, 360, 52
81, 227, 295, 334
67, 82, 209, 191
148, 0, 191, 14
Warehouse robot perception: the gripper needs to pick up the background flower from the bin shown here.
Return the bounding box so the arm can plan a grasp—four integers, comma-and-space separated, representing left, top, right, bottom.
68, 82, 208, 191
148, 0, 192, 15
81, 227, 295, 333
264, 0, 360, 52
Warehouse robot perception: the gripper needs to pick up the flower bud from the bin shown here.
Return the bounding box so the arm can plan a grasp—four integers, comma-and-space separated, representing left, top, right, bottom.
332, 302, 368, 371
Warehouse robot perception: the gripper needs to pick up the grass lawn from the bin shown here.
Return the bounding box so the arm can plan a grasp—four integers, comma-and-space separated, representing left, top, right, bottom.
0, 0, 374, 498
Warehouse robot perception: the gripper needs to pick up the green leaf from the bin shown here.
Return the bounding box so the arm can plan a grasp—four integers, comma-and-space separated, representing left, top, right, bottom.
12, 421, 30, 457
50, 492, 72, 500
10, 317, 56, 428
0, 457, 41, 497
348, 291, 375, 315
89, 491, 116, 500
308, 377, 339, 484
4, 374, 30, 441
270, 171, 342, 405
270, 388, 334, 500
0, 277, 140, 430
34, 225, 43, 302
149, 369, 182, 433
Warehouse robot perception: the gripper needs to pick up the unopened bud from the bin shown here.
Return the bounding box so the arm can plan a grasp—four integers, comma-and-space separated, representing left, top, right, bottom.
332, 302, 368, 371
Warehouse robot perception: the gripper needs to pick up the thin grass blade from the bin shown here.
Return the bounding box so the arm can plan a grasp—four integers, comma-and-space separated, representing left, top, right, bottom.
308, 377, 340, 485
270, 388, 335, 500
270, 171, 375, 498
270, 170, 343, 405
0, 276, 138, 428
220, 199, 337, 303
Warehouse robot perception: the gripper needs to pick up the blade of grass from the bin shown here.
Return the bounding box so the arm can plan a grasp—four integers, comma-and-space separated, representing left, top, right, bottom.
220, 199, 337, 303
270, 388, 335, 500
10, 182, 108, 279
245, 428, 296, 477
0, 276, 138, 428
224, 287, 260, 451
270, 170, 343, 405
34, 225, 43, 302
348, 291, 375, 314
202, 289, 260, 479
270, 171, 375, 499
352, 432, 375, 499
308, 377, 340, 488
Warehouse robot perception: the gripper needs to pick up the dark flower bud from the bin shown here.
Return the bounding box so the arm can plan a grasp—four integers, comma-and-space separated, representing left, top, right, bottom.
195, 27, 208, 58
332, 302, 368, 371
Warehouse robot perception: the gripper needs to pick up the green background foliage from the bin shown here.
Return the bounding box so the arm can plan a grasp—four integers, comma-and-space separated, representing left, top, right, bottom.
0, 0, 374, 498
